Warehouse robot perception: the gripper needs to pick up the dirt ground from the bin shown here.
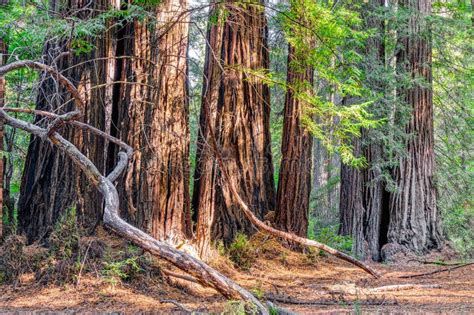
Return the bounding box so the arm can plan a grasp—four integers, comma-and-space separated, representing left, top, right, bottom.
0, 234, 473, 314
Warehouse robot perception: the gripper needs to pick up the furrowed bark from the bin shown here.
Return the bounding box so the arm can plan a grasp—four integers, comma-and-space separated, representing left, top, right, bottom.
199, 70, 380, 279
388, 0, 444, 254
0, 61, 268, 314
193, 0, 276, 257
0, 33, 6, 239
114, 0, 192, 243
275, 44, 313, 237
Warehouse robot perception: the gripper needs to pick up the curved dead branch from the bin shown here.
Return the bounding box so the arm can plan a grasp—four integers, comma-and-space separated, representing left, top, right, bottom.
0, 108, 268, 314
201, 97, 381, 279
0, 61, 268, 313
0, 60, 85, 110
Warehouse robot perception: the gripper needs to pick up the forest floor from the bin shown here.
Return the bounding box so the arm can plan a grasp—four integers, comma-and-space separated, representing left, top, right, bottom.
0, 230, 473, 314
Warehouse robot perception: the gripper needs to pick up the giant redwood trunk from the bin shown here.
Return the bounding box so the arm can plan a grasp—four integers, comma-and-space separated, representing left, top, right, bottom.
18, 0, 115, 241
387, 0, 443, 254
193, 1, 275, 256
275, 45, 313, 237
19, 0, 193, 243
113, 0, 192, 243
339, 0, 389, 261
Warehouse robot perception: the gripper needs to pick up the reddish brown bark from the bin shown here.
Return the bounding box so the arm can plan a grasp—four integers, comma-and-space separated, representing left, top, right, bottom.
193, 1, 275, 256
275, 45, 313, 237
388, 0, 443, 254
18, 0, 120, 240
114, 0, 192, 242
338, 0, 389, 261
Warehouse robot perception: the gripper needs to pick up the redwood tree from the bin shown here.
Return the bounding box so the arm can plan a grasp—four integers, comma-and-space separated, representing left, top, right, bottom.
275, 45, 313, 237
18, 0, 113, 240
387, 0, 443, 254
193, 1, 275, 255
338, 0, 389, 261
18, 0, 192, 243
113, 0, 192, 242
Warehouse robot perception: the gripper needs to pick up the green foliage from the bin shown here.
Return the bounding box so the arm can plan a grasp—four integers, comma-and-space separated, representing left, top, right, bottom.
250, 286, 265, 300
227, 233, 257, 271
254, 0, 381, 166
102, 256, 142, 289
49, 207, 80, 261
309, 223, 353, 255
223, 300, 258, 315
431, 0, 474, 258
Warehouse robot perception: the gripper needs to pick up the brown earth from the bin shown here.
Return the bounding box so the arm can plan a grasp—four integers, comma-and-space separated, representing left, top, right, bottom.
0, 232, 473, 314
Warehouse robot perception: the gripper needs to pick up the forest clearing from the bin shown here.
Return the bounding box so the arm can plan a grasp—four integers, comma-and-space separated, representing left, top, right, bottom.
0, 0, 472, 313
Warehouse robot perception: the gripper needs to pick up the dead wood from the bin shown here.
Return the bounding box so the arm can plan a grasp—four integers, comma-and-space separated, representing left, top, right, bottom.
398, 262, 474, 279
0, 61, 268, 314
368, 284, 441, 292
265, 293, 397, 306
201, 95, 381, 279
162, 269, 201, 284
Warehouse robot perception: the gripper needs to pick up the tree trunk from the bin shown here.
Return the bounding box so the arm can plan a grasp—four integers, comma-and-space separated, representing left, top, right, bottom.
193, 1, 275, 256
0, 33, 6, 239
275, 45, 313, 237
18, 0, 118, 241
387, 0, 443, 254
338, 0, 389, 261
113, 0, 192, 243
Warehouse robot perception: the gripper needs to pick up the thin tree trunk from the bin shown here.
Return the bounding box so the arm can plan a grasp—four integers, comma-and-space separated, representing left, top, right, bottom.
387, 0, 443, 254
193, 1, 276, 257
275, 45, 313, 237
0, 33, 5, 239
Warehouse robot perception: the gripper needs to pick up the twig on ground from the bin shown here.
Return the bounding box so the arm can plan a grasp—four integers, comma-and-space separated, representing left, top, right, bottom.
398, 262, 474, 279
162, 269, 201, 284
160, 299, 193, 313
75, 240, 92, 287
368, 284, 441, 292
265, 293, 397, 306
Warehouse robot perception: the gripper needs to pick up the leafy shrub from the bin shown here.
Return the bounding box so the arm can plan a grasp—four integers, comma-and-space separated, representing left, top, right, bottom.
313, 226, 353, 254
102, 256, 142, 289
36, 207, 81, 284
223, 300, 258, 315
227, 233, 257, 271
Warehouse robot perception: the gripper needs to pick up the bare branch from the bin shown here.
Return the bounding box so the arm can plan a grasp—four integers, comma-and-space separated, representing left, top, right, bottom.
0, 60, 85, 110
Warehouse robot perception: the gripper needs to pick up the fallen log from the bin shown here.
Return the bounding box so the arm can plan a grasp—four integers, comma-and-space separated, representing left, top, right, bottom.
265, 293, 397, 306
368, 284, 441, 292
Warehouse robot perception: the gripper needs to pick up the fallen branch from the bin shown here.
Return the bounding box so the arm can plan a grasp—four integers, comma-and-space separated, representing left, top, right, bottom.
408, 258, 470, 266
160, 299, 193, 313
368, 284, 441, 292
0, 60, 85, 110
398, 262, 474, 279
0, 108, 268, 314
265, 293, 397, 306
201, 99, 380, 278
162, 269, 201, 284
